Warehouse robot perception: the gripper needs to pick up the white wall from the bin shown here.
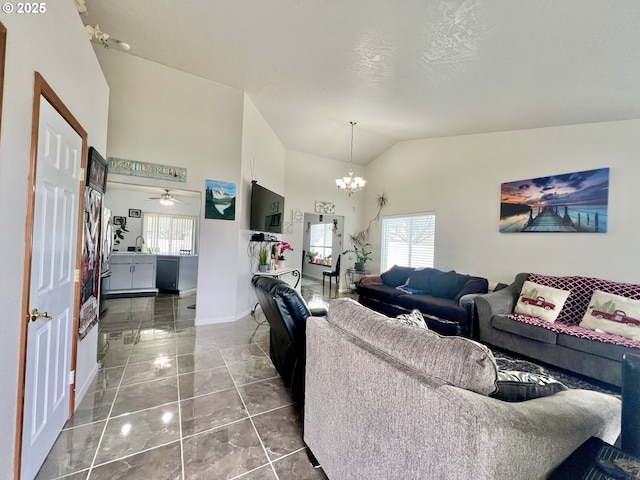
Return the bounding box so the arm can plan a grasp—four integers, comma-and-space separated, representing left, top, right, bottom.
284, 150, 366, 289
95, 47, 245, 323
365, 120, 640, 284
0, 2, 109, 474
236, 95, 287, 315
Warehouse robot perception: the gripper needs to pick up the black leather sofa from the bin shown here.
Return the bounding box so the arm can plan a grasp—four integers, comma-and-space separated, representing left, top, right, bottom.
356, 266, 489, 337
251, 275, 327, 402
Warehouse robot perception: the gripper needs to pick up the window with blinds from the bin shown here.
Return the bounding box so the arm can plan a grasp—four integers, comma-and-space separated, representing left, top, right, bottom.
142, 212, 197, 255
380, 213, 436, 272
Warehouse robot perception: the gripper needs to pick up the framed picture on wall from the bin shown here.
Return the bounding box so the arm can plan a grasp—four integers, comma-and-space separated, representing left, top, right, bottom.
128, 208, 141, 218
113, 216, 126, 226
87, 147, 108, 193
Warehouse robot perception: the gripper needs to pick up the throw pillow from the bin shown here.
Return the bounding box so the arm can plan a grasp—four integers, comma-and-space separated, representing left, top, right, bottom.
395, 309, 428, 329
455, 277, 489, 301
514, 280, 570, 323
580, 290, 640, 341
402, 268, 436, 292
380, 265, 415, 287
430, 270, 461, 299
490, 370, 568, 402
358, 275, 383, 286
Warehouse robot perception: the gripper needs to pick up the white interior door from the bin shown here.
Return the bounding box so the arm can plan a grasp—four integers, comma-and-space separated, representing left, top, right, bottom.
21, 96, 82, 480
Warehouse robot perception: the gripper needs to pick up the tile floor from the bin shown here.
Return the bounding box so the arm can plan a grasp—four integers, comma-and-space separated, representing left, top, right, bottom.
35, 276, 345, 480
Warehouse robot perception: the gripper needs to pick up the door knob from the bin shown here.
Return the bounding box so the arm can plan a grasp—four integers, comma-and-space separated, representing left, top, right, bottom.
30, 309, 52, 322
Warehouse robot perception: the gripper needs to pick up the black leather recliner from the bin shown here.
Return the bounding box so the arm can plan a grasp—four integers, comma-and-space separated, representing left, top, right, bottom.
251, 275, 327, 402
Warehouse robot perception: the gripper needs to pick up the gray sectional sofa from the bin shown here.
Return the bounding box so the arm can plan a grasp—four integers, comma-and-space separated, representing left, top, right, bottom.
477, 272, 640, 388
304, 298, 621, 480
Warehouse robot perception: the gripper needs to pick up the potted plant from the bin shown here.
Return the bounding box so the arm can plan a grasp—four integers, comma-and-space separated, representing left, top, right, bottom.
258, 245, 269, 272
343, 243, 372, 272
307, 250, 319, 263
276, 241, 294, 269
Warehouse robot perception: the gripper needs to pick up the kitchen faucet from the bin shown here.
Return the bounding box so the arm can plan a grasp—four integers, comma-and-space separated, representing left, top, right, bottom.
135, 235, 145, 252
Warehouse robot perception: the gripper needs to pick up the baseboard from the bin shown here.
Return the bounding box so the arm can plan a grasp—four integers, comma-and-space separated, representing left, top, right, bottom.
74, 361, 99, 410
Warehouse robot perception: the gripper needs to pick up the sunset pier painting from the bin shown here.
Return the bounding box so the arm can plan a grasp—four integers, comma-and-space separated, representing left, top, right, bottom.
500, 168, 609, 233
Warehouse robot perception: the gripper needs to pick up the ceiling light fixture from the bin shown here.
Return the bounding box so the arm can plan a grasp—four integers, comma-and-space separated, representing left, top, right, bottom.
336, 121, 366, 196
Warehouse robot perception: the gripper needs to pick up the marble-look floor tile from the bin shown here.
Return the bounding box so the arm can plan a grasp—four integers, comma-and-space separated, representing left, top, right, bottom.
177, 349, 225, 374
87, 366, 125, 393
272, 449, 329, 480
219, 343, 267, 365
111, 377, 178, 416
227, 357, 279, 386
95, 403, 180, 464
99, 348, 131, 368
251, 404, 304, 460
178, 366, 235, 399
64, 388, 117, 428
180, 388, 248, 436
232, 464, 277, 479
90, 441, 182, 480
121, 357, 177, 386
237, 377, 293, 415
35, 421, 105, 479
183, 419, 268, 479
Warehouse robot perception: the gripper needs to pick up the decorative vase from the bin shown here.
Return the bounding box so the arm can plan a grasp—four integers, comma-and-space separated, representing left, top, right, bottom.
355, 262, 364, 272
279, 260, 286, 269
259, 264, 267, 272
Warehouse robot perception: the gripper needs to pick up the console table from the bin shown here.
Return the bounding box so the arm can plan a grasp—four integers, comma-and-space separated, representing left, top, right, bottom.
253, 266, 301, 289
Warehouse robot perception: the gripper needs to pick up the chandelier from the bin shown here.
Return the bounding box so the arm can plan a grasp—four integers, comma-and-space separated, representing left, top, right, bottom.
336, 121, 366, 196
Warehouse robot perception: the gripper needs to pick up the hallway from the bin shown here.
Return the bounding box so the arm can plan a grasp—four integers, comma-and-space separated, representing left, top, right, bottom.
35, 287, 331, 479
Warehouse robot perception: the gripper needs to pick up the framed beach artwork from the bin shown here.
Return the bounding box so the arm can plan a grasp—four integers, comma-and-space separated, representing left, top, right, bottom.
205, 179, 236, 220
500, 168, 609, 233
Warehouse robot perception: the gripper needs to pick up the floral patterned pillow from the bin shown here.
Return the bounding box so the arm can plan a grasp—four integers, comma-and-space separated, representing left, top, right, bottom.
395, 309, 428, 329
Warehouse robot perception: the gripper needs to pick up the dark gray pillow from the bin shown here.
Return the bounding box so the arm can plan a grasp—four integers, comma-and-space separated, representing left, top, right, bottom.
430, 271, 461, 299
380, 265, 415, 287
455, 277, 489, 301
403, 268, 437, 292
490, 370, 567, 402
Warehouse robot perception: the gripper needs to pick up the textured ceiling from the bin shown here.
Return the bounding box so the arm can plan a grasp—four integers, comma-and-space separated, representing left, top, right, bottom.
82, 0, 640, 164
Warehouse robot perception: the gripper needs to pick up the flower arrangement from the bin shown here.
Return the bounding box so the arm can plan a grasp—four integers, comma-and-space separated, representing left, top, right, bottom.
275, 241, 294, 261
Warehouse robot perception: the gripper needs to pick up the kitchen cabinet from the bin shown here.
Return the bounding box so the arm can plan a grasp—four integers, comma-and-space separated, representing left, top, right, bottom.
103, 254, 157, 296
156, 255, 198, 294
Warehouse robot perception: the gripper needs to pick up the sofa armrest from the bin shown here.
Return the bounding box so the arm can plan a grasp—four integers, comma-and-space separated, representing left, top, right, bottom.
459, 293, 481, 338
358, 274, 383, 286
476, 272, 528, 321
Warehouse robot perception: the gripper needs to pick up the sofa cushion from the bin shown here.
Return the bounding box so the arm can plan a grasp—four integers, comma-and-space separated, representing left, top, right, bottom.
493, 315, 558, 344
396, 295, 467, 324
327, 298, 498, 395
490, 370, 567, 402
580, 290, 640, 341
430, 271, 464, 299
380, 265, 415, 287
515, 281, 570, 323
402, 268, 437, 292
455, 277, 489, 301
356, 284, 405, 305
395, 309, 428, 329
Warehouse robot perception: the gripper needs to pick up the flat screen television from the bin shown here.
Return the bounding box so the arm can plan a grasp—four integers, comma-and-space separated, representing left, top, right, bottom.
250, 181, 285, 234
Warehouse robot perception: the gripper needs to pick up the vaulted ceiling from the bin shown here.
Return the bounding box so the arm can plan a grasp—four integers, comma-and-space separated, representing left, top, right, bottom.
82, 0, 640, 164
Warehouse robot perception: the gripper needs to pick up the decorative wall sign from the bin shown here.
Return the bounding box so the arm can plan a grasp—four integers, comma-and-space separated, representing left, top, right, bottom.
292, 209, 303, 223
315, 201, 335, 214
205, 179, 236, 220
128, 208, 141, 218
108, 157, 187, 182
500, 168, 609, 233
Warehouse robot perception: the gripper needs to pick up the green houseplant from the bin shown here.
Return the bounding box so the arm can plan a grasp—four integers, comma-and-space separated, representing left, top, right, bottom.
343, 243, 372, 272
258, 245, 269, 272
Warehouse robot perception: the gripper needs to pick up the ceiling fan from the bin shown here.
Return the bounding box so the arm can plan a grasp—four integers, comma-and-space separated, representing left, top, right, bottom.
148, 189, 188, 206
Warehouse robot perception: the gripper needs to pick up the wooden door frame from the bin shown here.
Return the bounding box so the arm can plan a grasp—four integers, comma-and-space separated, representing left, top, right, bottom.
15, 72, 88, 479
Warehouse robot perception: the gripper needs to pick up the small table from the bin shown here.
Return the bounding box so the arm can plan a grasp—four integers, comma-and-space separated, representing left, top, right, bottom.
346, 268, 370, 292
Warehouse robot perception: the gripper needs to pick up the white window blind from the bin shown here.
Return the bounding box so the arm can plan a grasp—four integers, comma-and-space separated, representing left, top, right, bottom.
381, 213, 436, 272
143, 212, 197, 255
